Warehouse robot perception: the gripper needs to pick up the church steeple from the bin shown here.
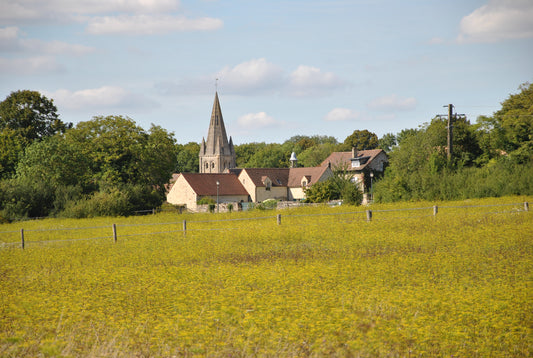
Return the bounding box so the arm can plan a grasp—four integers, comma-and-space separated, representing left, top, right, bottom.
199, 92, 236, 173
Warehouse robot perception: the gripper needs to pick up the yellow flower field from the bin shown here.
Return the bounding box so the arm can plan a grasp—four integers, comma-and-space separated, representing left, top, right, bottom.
1, 197, 532, 357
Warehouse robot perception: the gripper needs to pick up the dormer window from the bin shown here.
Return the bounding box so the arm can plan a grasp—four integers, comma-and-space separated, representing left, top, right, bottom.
262, 176, 272, 191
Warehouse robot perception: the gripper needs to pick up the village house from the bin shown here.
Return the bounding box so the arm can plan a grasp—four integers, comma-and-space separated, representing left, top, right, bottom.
320, 148, 388, 198
166, 173, 249, 212
166, 92, 335, 211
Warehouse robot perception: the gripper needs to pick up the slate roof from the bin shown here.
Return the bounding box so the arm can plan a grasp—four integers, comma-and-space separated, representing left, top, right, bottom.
180, 173, 248, 196
320, 149, 385, 171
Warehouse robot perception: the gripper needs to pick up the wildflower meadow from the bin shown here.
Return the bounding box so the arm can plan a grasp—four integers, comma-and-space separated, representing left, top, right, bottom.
1, 196, 532, 357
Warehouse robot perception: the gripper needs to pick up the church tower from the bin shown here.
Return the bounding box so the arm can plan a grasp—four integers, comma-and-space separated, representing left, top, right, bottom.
199, 92, 236, 173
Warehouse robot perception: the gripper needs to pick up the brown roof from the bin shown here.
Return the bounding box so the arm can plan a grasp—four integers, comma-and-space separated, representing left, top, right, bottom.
287, 166, 330, 187
241, 168, 290, 187
320, 149, 385, 171
181, 173, 248, 196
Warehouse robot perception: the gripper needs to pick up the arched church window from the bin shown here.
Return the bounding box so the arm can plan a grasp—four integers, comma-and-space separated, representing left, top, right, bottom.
205, 163, 209, 169
211, 162, 215, 169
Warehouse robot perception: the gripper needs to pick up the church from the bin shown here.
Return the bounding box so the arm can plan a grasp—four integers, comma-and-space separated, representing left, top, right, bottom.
166, 92, 335, 212
198, 92, 236, 173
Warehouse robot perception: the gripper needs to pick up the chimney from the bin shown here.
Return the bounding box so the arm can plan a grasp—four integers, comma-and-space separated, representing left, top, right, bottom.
352, 147, 356, 158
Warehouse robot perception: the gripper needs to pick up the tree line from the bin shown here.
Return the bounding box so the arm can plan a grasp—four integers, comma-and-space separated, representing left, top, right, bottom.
1, 83, 532, 220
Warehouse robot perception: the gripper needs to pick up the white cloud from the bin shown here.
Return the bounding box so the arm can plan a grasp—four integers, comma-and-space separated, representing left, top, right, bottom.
367, 94, 417, 111
288, 65, 346, 97
324, 108, 360, 121
236, 112, 281, 129
216, 58, 284, 93
0, 0, 180, 22
47, 86, 158, 110
0, 1, 222, 35
155, 59, 346, 98
87, 14, 223, 35
458, 0, 533, 43
0, 56, 64, 74
0, 26, 94, 55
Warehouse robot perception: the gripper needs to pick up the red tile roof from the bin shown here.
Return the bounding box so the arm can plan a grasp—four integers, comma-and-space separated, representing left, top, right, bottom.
180, 173, 248, 196
241, 168, 290, 187
287, 166, 330, 187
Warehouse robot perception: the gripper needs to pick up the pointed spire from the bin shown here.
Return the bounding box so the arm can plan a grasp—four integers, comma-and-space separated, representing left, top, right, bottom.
199, 91, 237, 173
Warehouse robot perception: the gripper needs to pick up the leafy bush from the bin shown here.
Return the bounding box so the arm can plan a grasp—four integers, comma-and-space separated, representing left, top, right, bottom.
256, 199, 278, 210
197, 197, 216, 205
0, 178, 56, 220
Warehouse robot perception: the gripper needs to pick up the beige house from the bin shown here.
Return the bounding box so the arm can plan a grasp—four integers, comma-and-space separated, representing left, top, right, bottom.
166, 173, 249, 211
235, 166, 333, 202
320, 148, 388, 194
286, 166, 334, 200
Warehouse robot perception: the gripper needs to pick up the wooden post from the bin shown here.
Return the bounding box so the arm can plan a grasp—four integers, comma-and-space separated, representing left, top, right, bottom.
112, 224, 117, 243
433, 205, 438, 216
183, 220, 187, 236
20, 229, 24, 250
366, 210, 372, 222
525, 202, 529, 212
277, 214, 281, 225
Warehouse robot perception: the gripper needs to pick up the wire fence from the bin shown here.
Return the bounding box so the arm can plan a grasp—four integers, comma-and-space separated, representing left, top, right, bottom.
0, 202, 530, 250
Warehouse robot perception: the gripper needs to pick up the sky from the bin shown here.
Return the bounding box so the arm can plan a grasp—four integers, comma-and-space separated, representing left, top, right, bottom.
1, 0, 532, 145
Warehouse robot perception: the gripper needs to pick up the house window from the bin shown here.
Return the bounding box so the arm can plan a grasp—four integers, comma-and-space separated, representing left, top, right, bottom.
352, 160, 360, 167
302, 180, 308, 187
265, 182, 271, 191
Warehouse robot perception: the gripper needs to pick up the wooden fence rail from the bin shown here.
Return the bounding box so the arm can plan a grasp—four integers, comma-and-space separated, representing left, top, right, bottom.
4, 202, 530, 250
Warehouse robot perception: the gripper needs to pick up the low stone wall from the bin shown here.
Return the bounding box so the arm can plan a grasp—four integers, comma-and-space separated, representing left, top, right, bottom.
195, 202, 243, 213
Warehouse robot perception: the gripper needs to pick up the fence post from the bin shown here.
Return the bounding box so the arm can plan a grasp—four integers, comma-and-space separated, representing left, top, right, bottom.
183, 220, 187, 236
366, 210, 372, 222
112, 224, 117, 243
20, 229, 24, 250
525, 202, 529, 212
433, 205, 438, 216
277, 214, 281, 225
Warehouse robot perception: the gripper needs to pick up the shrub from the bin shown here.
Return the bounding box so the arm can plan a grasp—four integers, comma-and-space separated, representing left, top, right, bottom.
198, 197, 216, 205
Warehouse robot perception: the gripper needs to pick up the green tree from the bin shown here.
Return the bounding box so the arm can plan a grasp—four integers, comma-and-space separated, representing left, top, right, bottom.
494, 82, 533, 163
0, 90, 72, 178
0, 90, 71, 140
63, 116, 176, 191
339, 130, 379, 151
175, 142, 200, 173
378, 133, 397, 152
297, 142, 337, 167
15, 135, 91, 189
304, 168, 362, 205
235, 142, 267, 167
244, 143, 292, 168
0, 128, 27, 179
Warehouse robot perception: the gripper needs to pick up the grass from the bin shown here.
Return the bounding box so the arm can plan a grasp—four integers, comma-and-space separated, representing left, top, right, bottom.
0, 196, 532, 357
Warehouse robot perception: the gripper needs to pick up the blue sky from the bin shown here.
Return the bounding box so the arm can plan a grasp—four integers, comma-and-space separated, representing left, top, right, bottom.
1, 0, 532, 144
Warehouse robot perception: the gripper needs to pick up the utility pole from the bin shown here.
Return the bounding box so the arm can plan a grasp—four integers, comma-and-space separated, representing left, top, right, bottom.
447, 104, 453, 161
437, 104, 465, 163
